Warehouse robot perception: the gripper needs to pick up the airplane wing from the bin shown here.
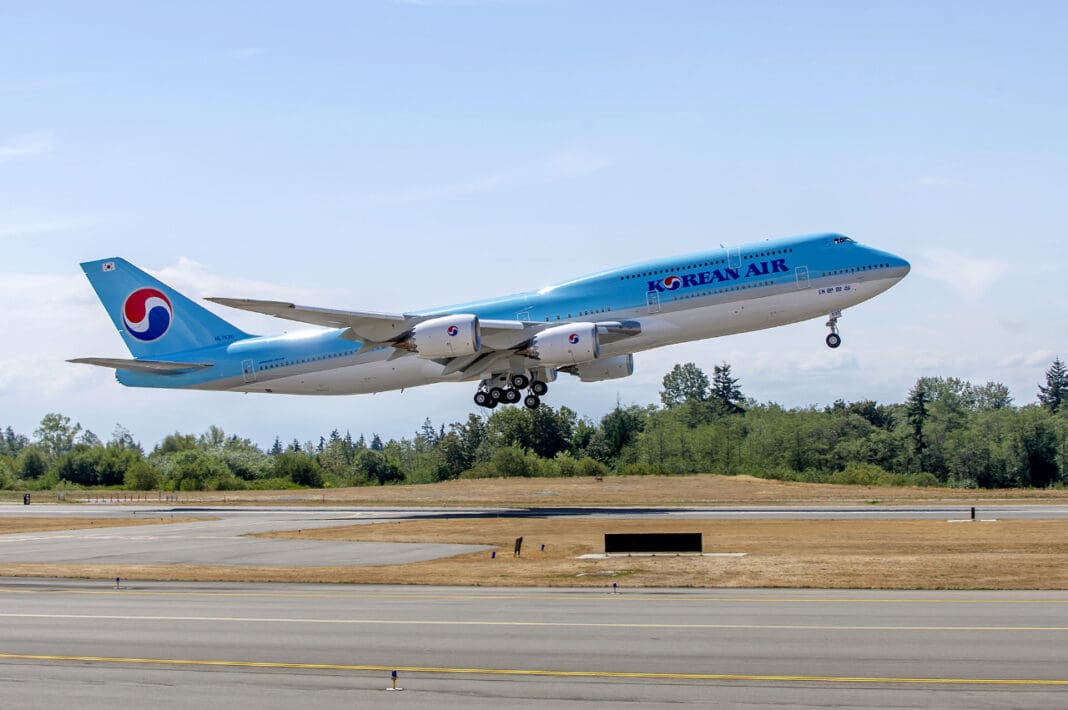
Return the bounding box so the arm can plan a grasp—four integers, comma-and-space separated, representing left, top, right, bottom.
208, 297, 548, 346
68, 357, 213, 374
208, 297, 642, 374
206, 298, 416, 343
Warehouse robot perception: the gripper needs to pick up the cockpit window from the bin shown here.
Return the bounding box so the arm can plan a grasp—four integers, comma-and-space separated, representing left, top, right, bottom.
833, 236, 856, 244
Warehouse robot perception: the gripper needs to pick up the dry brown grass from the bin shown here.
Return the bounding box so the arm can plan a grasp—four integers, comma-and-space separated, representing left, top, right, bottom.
5, 474, 1066, 507
3, 517, 1066, 590
0, 517, 202, 535
250, 518, 1068, 590
4, 475, 1066, 589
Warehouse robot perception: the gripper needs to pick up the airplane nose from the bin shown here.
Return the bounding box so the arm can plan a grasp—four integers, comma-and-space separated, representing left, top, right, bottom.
895, 254, 911, 276
874, 249, 910, 279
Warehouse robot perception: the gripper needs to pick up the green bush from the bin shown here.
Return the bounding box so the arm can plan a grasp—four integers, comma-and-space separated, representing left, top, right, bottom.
124, 460, 162, 490
577, 457, 609, 478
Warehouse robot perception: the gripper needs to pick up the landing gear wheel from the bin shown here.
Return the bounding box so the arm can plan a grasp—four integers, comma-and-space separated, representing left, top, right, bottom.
531, 381, 548, 396
824, 310, 842, 350
474, 391, 491, 407
485, 399, 498, 409
510, 374, 530, 390
503, 388, 521, 404
524, 394, 541, 409
489, 387, 505, 402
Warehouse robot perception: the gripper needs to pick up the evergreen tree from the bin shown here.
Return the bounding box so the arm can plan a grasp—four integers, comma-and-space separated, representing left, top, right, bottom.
2, 426, 29, 457
710, 362, 745, 414
370, 433, 384, 451
419, 418, 439, 446
1038, 357, 1068, 413
269, 436, 283, 455
905, 381, 930, 471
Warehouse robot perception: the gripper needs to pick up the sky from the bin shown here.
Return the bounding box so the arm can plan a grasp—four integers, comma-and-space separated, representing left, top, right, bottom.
2, 1, 1066, 449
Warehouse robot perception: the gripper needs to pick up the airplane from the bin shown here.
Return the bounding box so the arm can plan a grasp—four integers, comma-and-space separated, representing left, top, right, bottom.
71, 232, 909, 410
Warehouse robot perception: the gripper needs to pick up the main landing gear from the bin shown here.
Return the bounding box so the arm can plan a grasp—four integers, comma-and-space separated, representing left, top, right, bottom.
474, 374, 549, 410
825, 310, 842, 349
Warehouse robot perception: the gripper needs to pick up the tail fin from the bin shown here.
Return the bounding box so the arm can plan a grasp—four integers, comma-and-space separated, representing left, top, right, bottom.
80, 258, 251, 358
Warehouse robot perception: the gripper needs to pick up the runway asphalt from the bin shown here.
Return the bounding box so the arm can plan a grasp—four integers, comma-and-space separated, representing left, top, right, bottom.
0, 579, 1065, 709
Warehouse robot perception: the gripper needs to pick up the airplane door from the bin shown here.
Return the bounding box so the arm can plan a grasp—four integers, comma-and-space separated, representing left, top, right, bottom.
795, 266, 810, 289
646, 290, 661, 314
728, 247, 742, 270
516, 310, 531, 322
241, 359, 257, 383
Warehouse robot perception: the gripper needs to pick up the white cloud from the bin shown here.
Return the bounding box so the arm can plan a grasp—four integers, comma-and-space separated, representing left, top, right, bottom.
0, 132, 53, 161
155, 256, 340, 303
913, 248, 1007, 298
997, 349, 1057, 370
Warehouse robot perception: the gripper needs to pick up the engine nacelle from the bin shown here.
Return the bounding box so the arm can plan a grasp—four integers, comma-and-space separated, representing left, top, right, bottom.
566, 354, 634, 382
526, 323, 599, 365
403, 314, 481, 358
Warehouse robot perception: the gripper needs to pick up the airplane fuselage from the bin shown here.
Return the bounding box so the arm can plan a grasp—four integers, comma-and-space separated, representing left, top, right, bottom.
108, 233, 909, 396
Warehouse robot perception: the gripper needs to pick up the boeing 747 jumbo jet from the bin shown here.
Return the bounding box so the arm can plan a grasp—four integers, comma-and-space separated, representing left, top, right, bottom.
72, 233, 909, 409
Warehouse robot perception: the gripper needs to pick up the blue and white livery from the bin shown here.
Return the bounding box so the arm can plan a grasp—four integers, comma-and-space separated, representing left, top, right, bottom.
72, 233, 909, 409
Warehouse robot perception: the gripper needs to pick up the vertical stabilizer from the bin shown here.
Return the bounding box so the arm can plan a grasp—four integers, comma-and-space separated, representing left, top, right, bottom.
80, 258, 251, 358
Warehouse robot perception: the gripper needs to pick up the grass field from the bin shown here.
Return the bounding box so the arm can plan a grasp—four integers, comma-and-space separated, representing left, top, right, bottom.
1, 475, 1066, 589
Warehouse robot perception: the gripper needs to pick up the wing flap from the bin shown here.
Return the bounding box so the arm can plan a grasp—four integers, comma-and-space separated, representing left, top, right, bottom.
68, 357, 214, 374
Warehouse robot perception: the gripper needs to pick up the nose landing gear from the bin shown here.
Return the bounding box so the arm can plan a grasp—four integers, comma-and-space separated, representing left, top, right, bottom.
825, 310, 842, 349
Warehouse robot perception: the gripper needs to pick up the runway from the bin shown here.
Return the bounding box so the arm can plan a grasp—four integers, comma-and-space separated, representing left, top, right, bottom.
0, 504, 490, 566
3, 502, 1067, 567
1, 579, 1066, 709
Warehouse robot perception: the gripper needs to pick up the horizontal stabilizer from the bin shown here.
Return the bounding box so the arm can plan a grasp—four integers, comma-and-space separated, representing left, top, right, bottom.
68, 357, 214, 374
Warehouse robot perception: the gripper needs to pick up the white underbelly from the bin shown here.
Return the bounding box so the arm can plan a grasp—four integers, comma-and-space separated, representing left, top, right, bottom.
601, 276, 898, 356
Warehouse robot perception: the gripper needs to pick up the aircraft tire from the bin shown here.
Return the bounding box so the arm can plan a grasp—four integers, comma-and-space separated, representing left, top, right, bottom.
490, 386, 505, 401
474, 391, 491, 407
826, 333, 842, 349
531, 381, 548, 396
504, 388, 521, 404
524, 394, 541, 410
510, 374, 530, 390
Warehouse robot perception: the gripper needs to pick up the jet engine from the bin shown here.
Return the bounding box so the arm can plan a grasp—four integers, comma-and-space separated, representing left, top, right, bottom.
399, 314, 481, 358
563, 354, 634, 382
524, 323, 599, 365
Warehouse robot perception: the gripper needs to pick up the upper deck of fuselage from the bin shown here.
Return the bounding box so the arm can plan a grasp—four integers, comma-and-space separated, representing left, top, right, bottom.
417, 232, 871, 320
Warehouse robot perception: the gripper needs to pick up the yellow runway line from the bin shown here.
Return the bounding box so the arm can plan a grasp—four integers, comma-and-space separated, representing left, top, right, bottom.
1, 653, 1066, 686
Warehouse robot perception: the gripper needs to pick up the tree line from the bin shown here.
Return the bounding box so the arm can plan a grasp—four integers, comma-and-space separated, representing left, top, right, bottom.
2, 358, 1066, 492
